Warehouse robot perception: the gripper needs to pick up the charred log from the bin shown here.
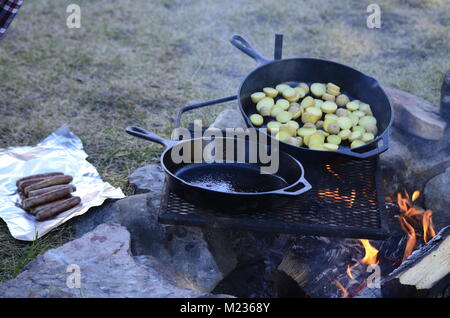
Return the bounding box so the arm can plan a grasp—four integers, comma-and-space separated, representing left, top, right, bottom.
381, 226, 450, 298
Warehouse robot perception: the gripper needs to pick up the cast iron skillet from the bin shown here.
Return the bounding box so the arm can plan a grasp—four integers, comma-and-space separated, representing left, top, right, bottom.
125, 126, 311, 212
175, 34, 393, 163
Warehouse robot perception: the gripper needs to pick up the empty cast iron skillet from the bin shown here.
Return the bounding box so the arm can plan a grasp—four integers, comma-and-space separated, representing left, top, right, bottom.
175, 34, 393, 163
125, 126, 311, 212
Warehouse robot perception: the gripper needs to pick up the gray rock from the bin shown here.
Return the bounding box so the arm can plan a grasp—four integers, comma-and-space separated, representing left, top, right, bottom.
210, 109, 246, 130
0, 224, 203, 298
385, 87, 447, 140
424, 167, 450, 231
71, 194, 225, 292
129, 164, 165, 199
441, 71, 450, 122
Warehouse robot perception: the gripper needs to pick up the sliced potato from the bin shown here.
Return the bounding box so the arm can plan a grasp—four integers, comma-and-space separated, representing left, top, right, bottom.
275, 84, 291, 93
263, 87, 278, 98
353, 110, 366, 118
321, 101, 338, 114
316, 129, 329, 137
276, 111, 293, 123
285, 136, 303, 147
258, 105, 271, 116
314, 99, 324, 108
315, 120, 324, 129
270, 105, 283, 118
338, 129, 351, 140
256, 97, 274, 111
324, 113, 338, 121
250, 114, 264, 126
301, 107, 322, 124
337, 117, 353, 130
327, 134, 342, 145
336, 108, 350, 117
346, 101, 360, 111
282, 87, 296, 100
309, 132, 325, 147
349, 113, 359, 126
364, 123, 378, 135
298, 82, 309, 94
349, 131, 362, 142
351, 140, 366, 149
300, 96, 315, 108
287, 103, 302, 119
267, 121, 282, 134
294, 87, 306, 99
311, 83, 326, 97
359, 116, 377, 128
336, 94, 350, 106
352, 126, 366, 134
323, 143, 339, 151
326, 82, 340, 92
297, 126, 317, 138
275, 131, 291, 142
359, 103, 373, 116
279, 124, 297, 137
309, 143, 326, 150
251, 92, 266, 103
323, 118, 336, 132
287, 120, 300, 130
322, 93, 336, 102
362, 132, 375, 143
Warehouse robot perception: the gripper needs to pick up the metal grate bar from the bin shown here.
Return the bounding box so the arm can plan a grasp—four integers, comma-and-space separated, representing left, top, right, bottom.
158, 157, 390, 240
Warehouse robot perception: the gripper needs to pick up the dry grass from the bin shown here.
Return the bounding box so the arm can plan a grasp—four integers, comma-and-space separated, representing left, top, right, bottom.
0, 0, 449, 282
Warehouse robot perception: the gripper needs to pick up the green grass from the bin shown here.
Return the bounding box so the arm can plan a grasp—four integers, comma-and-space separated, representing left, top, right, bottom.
0, 0, 449, 282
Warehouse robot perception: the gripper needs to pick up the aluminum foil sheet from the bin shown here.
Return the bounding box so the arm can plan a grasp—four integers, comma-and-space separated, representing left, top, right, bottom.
0, 125, 125, 241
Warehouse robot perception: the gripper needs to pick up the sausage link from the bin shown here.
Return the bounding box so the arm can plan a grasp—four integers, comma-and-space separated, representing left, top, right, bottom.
22, 186, 74, 209
27, 184, 76, 198
29, 195, 72, 215
16, 172, 64, 187
24, 175, 73, 196
36, 196, 81, 221
18, 177, 50, 191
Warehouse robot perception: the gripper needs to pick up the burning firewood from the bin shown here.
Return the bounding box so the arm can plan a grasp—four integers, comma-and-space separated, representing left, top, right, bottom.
382, 225, 450, 298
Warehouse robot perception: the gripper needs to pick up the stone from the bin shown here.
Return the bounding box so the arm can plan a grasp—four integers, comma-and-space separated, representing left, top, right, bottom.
424, 167, 450, 231
385, 87, 447, 140
0, 224, 203, 298
210, 109, 247, 130
441, 71, 450, 122
71, 194, 226, 293
129, 164, 165, 200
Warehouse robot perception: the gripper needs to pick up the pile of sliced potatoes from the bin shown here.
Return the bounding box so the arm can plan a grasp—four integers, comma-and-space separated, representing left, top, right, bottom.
249, 82, 378, 151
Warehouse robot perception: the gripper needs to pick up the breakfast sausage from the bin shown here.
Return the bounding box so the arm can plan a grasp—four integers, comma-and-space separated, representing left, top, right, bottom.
29, 196, 72, 215
22, 186, 74, 209
18, 177, 50, 191
16, 172, 64, 187
23, 175, 73, 196
27, 184, 76, 198
35, 196, 81, 221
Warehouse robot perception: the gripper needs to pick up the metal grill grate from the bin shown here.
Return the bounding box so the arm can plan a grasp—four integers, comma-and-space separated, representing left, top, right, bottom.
159, 157, 390, 240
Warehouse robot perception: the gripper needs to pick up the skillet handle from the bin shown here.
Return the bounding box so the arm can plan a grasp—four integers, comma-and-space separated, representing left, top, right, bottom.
340, 130, 389, 159
125, 126, 177, 148
275, 176, 312, 196
175, 95, 238, 128
230, 35, 271, 66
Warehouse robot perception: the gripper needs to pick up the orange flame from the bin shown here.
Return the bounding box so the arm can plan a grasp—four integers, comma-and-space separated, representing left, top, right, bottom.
334, 279, 349, 298
358, 239, 379, 265
346, 264, 355, 280
397, 191, 437, 259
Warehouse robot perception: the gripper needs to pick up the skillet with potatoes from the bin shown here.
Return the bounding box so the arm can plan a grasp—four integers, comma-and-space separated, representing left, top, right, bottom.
174, 34, 392, 161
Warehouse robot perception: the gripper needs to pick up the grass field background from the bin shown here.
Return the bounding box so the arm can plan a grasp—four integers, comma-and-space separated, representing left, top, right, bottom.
0, 0, 448, 282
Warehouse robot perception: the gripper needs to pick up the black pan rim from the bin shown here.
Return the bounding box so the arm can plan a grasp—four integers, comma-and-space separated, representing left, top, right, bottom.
236, 56, 394, 154
159, 136, 308, 196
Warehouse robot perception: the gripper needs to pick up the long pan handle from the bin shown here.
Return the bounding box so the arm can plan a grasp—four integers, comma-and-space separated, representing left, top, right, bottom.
125, 126, 178, 148
230, 35, 271, 66
175, 95, 238, 128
